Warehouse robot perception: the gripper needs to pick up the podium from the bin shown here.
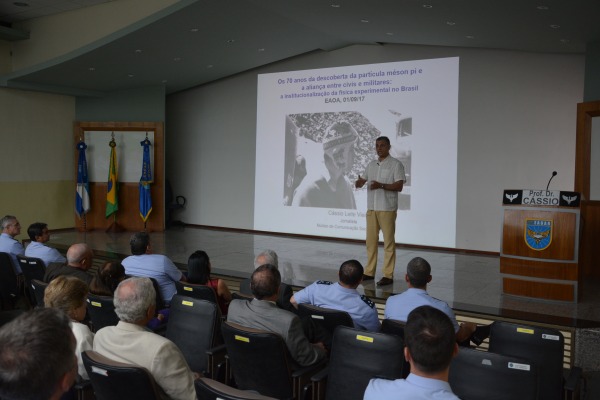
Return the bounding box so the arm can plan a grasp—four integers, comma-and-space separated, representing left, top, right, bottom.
500, 189, 582, 302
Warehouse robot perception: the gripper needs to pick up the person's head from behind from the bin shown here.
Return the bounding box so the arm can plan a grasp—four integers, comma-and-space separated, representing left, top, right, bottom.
44, 276, 89, 322
250, 264, 281, 300
404, 305, 457, 375
114, 277, 156, 325
254, 249, 278, 269
129, 232, 150, 255
90, 261, 126, 296
27, 222, 49, 243
0, 308, 77, 400
187, 250, 211, 284
406, 257, 432, 288
339, 259, 364, 288
66, 243, 94, 270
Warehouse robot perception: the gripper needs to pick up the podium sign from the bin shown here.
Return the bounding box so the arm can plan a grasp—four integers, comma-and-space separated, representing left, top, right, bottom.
500, 189, 581, 302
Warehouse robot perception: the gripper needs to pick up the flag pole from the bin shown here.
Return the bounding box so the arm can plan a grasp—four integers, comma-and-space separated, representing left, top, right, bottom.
106, 132, 124, 233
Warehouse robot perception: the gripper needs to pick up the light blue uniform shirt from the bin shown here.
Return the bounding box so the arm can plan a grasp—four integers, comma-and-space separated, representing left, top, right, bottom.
364, 374, 460, 400
122, 254, 182, 303
0, 232, 24, 274
294, 281, 380, 332
384, 288, 460, 333
25, 241, 66, 266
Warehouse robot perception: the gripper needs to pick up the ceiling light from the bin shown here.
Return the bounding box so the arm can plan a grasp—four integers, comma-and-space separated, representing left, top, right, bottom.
190, 28, 199, 32
162, 80, 167, 83
207, 65, 213, 69
422, 4, 433, 9
88, 67, 95, 71
174, 57, 182, 62
386, 32, 394, 36
465, 35, 475, 39
361, 19, 369, 23
134, 49, 142, 54
330, 4, 340, 8
258, 48, 265, 52
550, 24, 560, 29
537, 5, 549, 10
226, 39, 235, 44
560, 39, 570, 43
446, 21, 456, 26
127, 74, 134, 78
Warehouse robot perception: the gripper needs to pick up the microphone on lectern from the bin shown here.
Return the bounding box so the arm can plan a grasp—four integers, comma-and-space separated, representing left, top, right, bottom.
546, 171, 557, 191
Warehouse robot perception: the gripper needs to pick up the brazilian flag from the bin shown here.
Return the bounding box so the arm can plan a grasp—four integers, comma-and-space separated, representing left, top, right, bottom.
106, 139, 118, 218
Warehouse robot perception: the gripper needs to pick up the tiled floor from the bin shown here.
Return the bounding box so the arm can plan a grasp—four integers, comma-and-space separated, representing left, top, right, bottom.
49, 225, 600, 329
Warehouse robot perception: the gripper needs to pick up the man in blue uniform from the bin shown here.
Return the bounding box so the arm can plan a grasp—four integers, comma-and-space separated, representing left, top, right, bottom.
290, 259, 380, 332
0, 215, 24, 274
25, 222, 66, 266
364, 305, 460, 400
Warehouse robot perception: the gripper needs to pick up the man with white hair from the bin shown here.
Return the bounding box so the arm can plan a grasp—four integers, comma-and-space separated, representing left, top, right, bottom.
44, 243, 93, 285
0, 215, 24, 274
239, 249, 294, 312
94, 277, 197, 400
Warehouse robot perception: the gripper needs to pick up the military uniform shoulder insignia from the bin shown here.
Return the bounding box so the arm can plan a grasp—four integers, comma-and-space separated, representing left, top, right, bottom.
360, 295, 375, 308
316, 280, 333, 285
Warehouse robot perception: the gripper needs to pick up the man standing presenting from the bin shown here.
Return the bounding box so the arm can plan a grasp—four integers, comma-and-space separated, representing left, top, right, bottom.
355, 137, 405, 286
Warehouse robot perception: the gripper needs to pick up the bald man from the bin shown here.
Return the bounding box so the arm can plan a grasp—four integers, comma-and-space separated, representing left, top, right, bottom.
44, 243, 94, 285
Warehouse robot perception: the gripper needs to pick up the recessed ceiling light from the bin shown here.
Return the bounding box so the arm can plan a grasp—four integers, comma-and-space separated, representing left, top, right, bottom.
560, 38, 570, 43
258, 48, 265, 52
88, 67, 95, 71
190, 28, 199, 32
537, 5, 549, 10
207, 65, 213, 69
226, 39, 235, 44
446, 21, 456, 26
127, 74, 134, 78
174, 57, 182, 62
422, 4, 433, 9
550, 24, 560, 29
361, 19, 369, 23
161, 80, 167, 83
134, 49, 142, 54
13, 2, 29, 7
330, 4, 340, 8
386, 32, 394, 36
465, 35, 475, 39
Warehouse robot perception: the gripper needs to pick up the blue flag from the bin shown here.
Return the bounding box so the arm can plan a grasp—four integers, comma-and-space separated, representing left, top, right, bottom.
139, 138, 153, 222
75, 141, 90, 218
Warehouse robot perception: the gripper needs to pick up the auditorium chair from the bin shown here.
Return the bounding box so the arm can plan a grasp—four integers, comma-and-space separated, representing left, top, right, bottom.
0, 252, 20, 310
17, 255, 45, 307
195, 377, 278, 400
449, 347, 537, 400
488, 321, 582, 400
381, 318, 410, 377
165, 295, 224, 378
221, 321, 325, 400
297, 303, 353, 339
86, 293, 119, 332
310, 325, 404, 400
174, 280, 219, 304
82, 351, 163, 400
30, 279, 48, 308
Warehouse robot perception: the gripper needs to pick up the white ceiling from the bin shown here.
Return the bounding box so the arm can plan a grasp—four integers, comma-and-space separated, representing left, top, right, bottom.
1, 0, 600, 97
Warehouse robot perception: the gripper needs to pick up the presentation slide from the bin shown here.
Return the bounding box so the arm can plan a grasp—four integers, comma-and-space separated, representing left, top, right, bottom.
254, 57, 458, 248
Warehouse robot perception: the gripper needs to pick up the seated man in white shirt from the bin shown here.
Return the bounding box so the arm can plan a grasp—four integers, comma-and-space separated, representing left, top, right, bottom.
94, 277, 197, 400
121, 232, 187, 304
0, 215, 24, 274
25, 222, 66, 266
364, 305, 460, 400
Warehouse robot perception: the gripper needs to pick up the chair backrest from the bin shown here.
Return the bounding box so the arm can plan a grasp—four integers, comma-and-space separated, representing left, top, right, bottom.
30, 279, 48, 308
86, 293, 119, 332
488, 321, 563, 400
82, 350, 163, 400
17, 255, 46, 282
449, 347, 537, 400
174, 280, 218, 304
165, 295, 221, 373
222, 321, 294, 400
0, 252, 19, 310
297, 303, 354, 338
148, 277, 166, 310
325, 325, 404, 400
195, 377, 278, 400
381, 318, 405, 339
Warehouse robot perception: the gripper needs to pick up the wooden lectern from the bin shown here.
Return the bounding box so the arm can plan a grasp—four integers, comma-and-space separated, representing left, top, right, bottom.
500, 189, 582, 302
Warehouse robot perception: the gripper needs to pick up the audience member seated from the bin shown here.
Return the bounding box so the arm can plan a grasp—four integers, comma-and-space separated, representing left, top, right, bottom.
239, 249, 294, 312
0, 308, 78, 400
227, 264, 327, 367
89, 261, 169, 330
384, 257, 490, 346
0, 215, 24, 274
364, 305, 460, 400
121, 232, 186, 305
44, 275, 94, 380
93, 277, 197, 400
291, 259, 380, 332
187, 250, 232, 314
24, 222, 66, 266
44, 243, 94, 285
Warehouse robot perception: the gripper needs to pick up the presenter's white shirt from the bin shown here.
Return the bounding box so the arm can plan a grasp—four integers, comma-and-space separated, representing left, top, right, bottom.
362, 156, 405, 211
